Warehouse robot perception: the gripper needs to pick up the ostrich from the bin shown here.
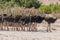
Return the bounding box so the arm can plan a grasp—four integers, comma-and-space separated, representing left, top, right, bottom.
14, 15, 22, 31
19, 16, 30, 31
30, 15, 45, 31
3, 14, 15, 31
44, 14, 57, 32
0, 14, 11, 31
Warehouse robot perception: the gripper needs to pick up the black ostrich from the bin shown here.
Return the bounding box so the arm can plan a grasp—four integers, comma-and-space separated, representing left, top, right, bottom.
19, 16, 31, 31
45, 16, 57, 32
1, 14, 8, 26
0, 14, 8, 30
28, 15, 45, 31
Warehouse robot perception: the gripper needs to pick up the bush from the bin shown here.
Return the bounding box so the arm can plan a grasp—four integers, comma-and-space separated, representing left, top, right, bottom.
39, 4, 60, 14
0, 0, 41, 10
39, 5, 51, 14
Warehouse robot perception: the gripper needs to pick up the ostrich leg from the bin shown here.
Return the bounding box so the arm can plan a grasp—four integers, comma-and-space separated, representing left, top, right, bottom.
6, 22, 9, 31
1, 22, 3, 30
47, 22, 52, 32
19, 24, 23, 31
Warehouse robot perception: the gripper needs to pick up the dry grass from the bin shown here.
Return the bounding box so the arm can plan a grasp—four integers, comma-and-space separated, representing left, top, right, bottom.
0, 7, 45, 17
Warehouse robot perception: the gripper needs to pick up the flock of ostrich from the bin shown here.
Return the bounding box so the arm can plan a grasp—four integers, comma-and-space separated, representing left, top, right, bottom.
0, 13, 57, 32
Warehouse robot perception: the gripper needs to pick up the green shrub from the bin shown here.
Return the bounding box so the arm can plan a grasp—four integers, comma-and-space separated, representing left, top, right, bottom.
0, 0, 41, 10
39, 4, 60, 14
39, 5, 51, 14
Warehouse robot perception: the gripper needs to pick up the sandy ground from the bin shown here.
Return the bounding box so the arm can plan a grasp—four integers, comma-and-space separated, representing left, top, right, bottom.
0, 31, 60, 40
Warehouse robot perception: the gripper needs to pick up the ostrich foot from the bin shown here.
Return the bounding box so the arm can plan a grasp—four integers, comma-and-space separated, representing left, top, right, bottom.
47, 30, 52, 32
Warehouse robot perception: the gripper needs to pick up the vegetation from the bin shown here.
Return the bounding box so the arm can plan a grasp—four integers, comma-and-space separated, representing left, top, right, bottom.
39, 4, 60, 14
0, 0, 41, 9
0, 0, 60, 15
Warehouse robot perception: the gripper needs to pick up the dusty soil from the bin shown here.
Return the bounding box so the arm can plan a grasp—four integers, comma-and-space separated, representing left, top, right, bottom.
0, 31, 60, 40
